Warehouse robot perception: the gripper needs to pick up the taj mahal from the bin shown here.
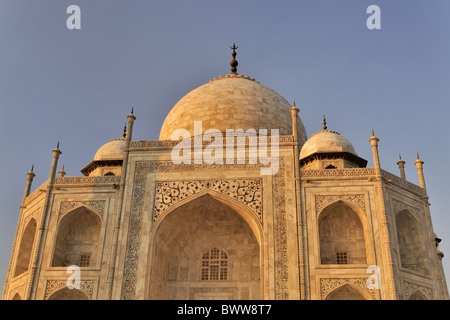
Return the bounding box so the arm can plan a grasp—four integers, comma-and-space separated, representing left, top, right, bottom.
2, 45, 448, 300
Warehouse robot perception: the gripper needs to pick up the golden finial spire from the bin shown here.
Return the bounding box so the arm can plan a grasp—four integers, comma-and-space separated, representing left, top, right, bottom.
323, 115, 327, 130
230, 43, 239, 74
123, 123, 127, 138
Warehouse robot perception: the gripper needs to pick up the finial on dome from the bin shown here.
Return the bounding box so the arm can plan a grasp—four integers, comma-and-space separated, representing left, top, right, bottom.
123, 123, 127, 138
417, 152, 420, 159
30, 164, 34, 173
323, 115, 327, 130
230, 43, 239, 74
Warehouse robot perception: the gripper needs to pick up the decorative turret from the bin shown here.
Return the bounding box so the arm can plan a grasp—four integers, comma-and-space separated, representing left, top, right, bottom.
414, 152, 426, 190
23, 165, 36, 201
397, 154, 406, 180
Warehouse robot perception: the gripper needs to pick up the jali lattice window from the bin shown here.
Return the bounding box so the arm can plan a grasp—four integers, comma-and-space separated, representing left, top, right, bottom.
201, 248, 228, 281
336, 252, 348, 264
79, 254, 91, 267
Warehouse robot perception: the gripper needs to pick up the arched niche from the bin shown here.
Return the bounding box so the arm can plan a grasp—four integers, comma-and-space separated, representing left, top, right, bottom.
14, 218, 37, 277
52, 206, 101, 268
318, 200, 367, 265
408, 290, 429, 300
47, 287, 89, 300
147, 193, 261, 300
11, 292, 21, 300
396, 210, 429, 275
325, 284, 370, 300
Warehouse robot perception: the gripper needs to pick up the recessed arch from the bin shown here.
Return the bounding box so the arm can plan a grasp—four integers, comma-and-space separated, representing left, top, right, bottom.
14, 218, 37, 277
318, 200, 367, 265
11, 292, 21, 300
147, 192, 261, 300
152, 188, 263, 246
52, 206, 102, 267
325, 283, 372, 300
396, 209, 429, 275
408, 290, 429, 300
47, 287, 89, 300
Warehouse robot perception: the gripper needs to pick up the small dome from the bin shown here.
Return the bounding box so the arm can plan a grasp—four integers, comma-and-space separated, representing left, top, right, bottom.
159, 74, 307, 144
300, 130, 357, 160
93, 138, 126, 161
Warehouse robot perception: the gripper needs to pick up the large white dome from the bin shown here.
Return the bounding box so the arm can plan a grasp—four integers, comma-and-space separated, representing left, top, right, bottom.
159, 74, 307, 144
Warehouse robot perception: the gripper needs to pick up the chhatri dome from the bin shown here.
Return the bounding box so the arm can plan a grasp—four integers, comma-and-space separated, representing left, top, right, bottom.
159, 44, 308, 144
93, 138, 126, 161
300, 116, 367, 169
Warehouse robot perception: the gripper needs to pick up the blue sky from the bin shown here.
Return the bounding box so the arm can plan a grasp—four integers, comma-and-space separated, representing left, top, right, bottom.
0, 0, 449, 297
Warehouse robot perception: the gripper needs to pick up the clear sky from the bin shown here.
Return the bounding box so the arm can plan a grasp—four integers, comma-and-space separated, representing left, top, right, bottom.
1, 0, 449, 298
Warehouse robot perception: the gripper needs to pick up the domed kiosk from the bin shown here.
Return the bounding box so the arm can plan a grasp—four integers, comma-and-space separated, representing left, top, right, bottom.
81, 138, 126, 176
300, 116, 367, 169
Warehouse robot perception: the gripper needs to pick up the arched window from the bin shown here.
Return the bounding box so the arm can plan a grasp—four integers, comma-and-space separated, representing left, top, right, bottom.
104, 172, 115, 176
201, 247, 228, 281
318, 201, 366, 265
14, 218, 37, 277
396, 210, 429, 275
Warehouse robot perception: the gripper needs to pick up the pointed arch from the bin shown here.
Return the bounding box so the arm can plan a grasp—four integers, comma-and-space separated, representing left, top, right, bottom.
408, 290, 429, 300
47, 287, 89, 300
11, 292, 21, 300
14, 218, 37, 277
52, 206, 102, 267
396, 209, 429, 275
147, 192, 261, 300
318, 200, 367, 265
153, 188, 263, 246
325, 283, 371, 300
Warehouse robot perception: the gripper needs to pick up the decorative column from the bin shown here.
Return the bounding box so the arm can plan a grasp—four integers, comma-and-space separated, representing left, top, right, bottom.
369, 130, 397, 300
397, 154, 406, 180
27, 143, 61, 299
414, 153, 426, 190
291, 101, 306, 299
107, 109, 136, 299
23, 165, 36, 200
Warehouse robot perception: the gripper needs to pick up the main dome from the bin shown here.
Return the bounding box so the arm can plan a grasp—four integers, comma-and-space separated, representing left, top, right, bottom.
159, 74, 307, 144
